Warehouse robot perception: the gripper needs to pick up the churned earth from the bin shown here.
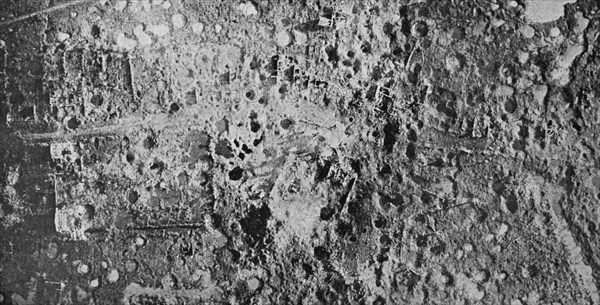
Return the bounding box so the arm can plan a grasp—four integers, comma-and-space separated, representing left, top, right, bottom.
1, 0, 600, 304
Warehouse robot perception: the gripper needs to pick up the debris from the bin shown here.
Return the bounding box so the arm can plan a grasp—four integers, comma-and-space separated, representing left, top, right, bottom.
411, 21, 428, 37
57, 32, 70, 42
527, 291, 540, 304
496, 223, 509, 238
77, 264, 90, 274
550, 44, 584, 86
247, 277, 261, 291
239, 2, 258, 16
519, 25, 535, 38
496, 85, 514, 97
148, 24, 170, 36
574, 12, 590, 33
88, 5, 100, 15
90, 279, 99, 288
439, 273, 451, 285
116, 33, 137, 50
134, 25, 152, 46
116, 1, 127, 12
108, 269, 120, 283
47, 242, 58, 259
275, 30, 292, 47
161, 274, 176, 289
141, 0, 151, 12
125, 260, 138, 272
293, 30, 307, 45
532, 85, 548, 106
172, 14, 186, 29
55, 204, 92, 241
522, 267, 530, 278
50, 142, 76, 160
473, 269, 489, 282
11, 294, 27, 305
497, 271, 508, 280
491, 19, 505, 27
525, 0, 577, 23
445, 55, 462, 73
517, 50, 529, 64
456, 273, 485, 300
135, 236, 146, 246
192, 22, 204, 34
463, 243, 473, 252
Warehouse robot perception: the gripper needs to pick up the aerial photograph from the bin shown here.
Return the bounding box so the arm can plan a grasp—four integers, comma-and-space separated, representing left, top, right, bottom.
1, 0, 600, 304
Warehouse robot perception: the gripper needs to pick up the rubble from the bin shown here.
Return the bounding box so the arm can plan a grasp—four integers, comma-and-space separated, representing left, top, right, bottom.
525, 0, 577, 23
148, 24, 170, 36
239, 2, 258, 16
550, 44, 584, 86
171, 14, 186, 29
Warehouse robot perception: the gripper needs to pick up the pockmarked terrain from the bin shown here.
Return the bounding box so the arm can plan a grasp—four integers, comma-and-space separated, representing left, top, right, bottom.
1, 0, 600, 304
